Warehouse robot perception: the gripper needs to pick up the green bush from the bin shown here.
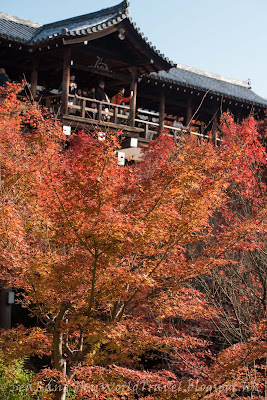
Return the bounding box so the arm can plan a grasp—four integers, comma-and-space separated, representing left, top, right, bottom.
0, 358, 37, 400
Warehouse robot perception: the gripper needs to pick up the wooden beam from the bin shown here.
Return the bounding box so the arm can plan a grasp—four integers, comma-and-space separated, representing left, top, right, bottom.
30, 56, 39, 99
62, 114, 143, 134
138, 90, 187, 109
61, 47, 71, 115
129, 67, 137, 127
186, 97, 192, 126
137, 90, 222, 116
72, 63, 131, 83
78, 43, 135, 66
158, 90, 165, 133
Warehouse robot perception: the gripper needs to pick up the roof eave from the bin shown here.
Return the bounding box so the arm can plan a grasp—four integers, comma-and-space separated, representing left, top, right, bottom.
123, 18, 175, 71
142, 74, 267, 108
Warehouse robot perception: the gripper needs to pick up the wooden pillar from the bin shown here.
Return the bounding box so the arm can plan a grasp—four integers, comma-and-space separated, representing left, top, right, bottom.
186, 98, 192, 127
129, 67, 137, 127
98, 102, 103, 121
0, 289, 13, 329
61, 47, 71, 116
30, 56, 39, 100
158, 90, 165, 133
212, 110, 219, 146
114, 106, 118, 124
145, 123, 149, 140
81, 98, 86, 118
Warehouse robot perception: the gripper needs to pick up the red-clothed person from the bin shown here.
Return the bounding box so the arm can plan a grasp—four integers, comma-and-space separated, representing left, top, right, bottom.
112, 88, 133, 105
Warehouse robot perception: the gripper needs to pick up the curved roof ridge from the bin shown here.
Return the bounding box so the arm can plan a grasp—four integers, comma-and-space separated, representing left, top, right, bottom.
174, 64, 250, 88
0, 12, 42, 28
39, 0, 128, 30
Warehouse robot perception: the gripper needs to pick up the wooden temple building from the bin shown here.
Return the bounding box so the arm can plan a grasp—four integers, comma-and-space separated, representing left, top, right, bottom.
0, 0, 267, 328
0, 0, 267, 150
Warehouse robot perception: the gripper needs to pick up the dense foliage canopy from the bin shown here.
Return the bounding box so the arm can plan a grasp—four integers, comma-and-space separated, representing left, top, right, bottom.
0, 84, 266, 400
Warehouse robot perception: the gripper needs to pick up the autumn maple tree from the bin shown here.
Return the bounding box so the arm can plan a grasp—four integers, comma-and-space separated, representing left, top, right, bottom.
189, 114, 267, 399
0, 83, 266, 400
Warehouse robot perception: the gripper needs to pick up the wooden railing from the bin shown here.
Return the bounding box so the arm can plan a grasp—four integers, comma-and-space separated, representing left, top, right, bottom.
16, 91, 218, 142
135, 108, 220, 141
136, 108, 190, 140
135, 108, 159, 140
67, 94, 130, 123
66, 96, 217, 141
41, 94, 62, 115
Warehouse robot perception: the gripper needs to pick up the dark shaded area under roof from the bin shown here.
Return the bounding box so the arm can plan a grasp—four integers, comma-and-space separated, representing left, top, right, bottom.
150, 67, 267, 108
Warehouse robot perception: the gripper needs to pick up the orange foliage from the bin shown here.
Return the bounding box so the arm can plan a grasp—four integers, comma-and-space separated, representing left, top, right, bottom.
0, 84, 266, 399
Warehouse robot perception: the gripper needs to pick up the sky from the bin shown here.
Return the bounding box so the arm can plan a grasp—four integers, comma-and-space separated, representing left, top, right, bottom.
1, 0, 267, 100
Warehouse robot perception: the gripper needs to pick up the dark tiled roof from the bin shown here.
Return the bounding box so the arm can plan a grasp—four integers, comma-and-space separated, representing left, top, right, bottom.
1, 2, 265, 106
0, 13, 41, 42
0, 1, 128, 44
150, 66, 267, 107
0, 1, 174, 67
33, 1, 129, 43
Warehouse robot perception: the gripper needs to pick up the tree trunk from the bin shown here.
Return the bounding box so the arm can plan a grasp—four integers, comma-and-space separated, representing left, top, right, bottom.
53, 329, 67, 400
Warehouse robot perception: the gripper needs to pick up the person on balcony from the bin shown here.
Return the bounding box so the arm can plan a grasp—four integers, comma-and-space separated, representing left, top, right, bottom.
68, 75, 77, 114
173, 116, 185, 129
111, 87, 133, 106
88, 87, 97, 119
58, 74, 77, 97
69, 74, 78, 96
88, 87, 96, 100
58, 74, 77, 114
95, 82, 110, 120
111, 87, 133, 123
95, 81, 109, 102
